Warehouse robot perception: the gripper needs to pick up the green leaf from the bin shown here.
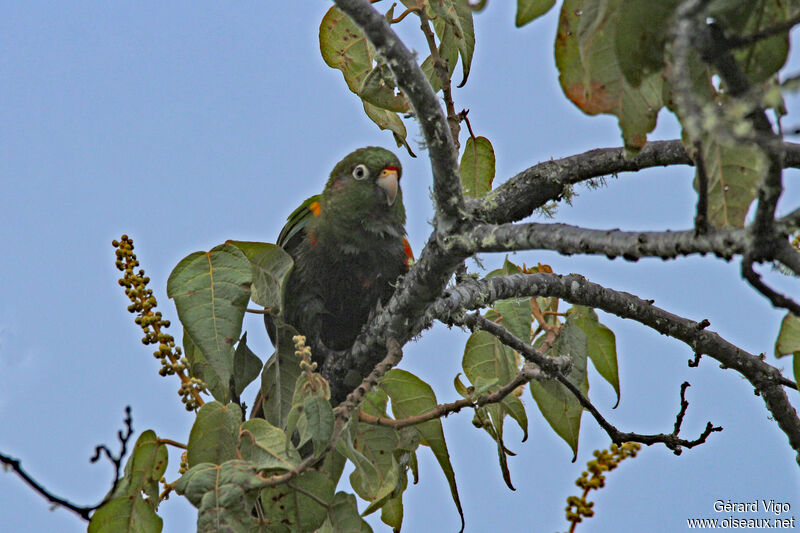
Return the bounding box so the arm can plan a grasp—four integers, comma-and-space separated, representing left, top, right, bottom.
304, 395, 335, 457
569, 306, 620, 407
710, 0, 796, 84
696, 136, 766, 228
175, 460, 266, 531
381, 369, 465, 530
460, 136, 496, 198
89, 430, 168, 533
342, 422, 400, 511
614, 0, 679, 87
187, 401, 242, 469
555, 0, 663, 151
794, 354, 800, 391
259, 470, 335, 532
318, 492, 374, 533
429, 0, 475, 87
319, 6, 372, 94
531, 318, 589, 459
260, 319, 303, 429
516, 0, 556, 27
238, 418, 301, 472
381, 494, 404, 531
233, 332, 262, 399
359, 64, 410, 113
775, 313, 800, 358
420, 22, 459, 93
363, 101, 414, 156
463, 330, 518, 387
501, 392, 529, 442
226, 241, 293, 312
88, 497, 162, 533
168, 244, 252, 403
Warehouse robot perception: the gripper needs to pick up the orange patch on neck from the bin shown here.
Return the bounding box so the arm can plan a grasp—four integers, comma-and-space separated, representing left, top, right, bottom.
309, 201, 321, 217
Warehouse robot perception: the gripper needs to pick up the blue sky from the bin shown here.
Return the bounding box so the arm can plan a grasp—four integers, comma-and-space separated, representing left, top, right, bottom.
1, 2, 798, 532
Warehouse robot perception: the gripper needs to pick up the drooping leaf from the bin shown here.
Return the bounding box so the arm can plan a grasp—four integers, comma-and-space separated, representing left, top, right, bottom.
226, 241, 293, 311
614, 0, 679, 87
531, 318, 589, 460
259, 470, 335, 532
318, 492, 374, 533
420, 21, 459, 93
238, 418, 301, 472
187, 401, 242, 468
380, 493, 404, 531
516, 0, 556, 27
460, 136, 496, 198
381, 369, 465, 530
775, 313, 800, 358
555, 0, 663, 151
260, 319, 303, 429
569, 305, 620, 406
233, 332, 262, 399
168, 244, 252, 403
363, 101, 414, 156
428, 0, 475, 87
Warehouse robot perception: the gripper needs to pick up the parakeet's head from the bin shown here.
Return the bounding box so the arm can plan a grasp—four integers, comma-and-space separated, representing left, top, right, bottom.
322, 146, 405, 227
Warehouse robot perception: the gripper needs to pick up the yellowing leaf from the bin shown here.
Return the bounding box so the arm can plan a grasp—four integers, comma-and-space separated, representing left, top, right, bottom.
555, 0, 663, 151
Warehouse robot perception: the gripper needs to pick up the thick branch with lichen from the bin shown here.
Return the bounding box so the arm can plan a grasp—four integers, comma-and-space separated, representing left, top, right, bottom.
333, 0, 464, 226
426, 272, 800, 462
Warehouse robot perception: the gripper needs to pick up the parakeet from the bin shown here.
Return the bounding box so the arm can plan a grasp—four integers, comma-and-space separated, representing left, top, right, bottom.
271, 146, 413, 363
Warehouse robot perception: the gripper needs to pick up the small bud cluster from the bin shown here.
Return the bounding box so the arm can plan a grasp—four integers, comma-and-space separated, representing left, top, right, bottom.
294, 335, 330, 398
564, 442, 642, 530
113, 235, 205, 410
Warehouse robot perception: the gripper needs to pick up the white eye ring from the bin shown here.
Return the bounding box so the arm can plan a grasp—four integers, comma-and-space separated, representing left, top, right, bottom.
352, 164, 368, 180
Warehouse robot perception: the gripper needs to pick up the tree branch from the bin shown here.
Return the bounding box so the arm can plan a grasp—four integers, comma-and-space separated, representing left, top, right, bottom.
461, 313, 721, 455
333, 0, 464, 226
0, 406, 135, 521
427, 272, 800, 463
475, 139, 800, 225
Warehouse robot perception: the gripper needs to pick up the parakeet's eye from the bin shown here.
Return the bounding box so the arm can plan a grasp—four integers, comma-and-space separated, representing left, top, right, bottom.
352, 164, 368, 180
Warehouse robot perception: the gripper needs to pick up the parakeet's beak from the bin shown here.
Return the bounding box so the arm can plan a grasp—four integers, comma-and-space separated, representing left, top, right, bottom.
376, 167, 399, 206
